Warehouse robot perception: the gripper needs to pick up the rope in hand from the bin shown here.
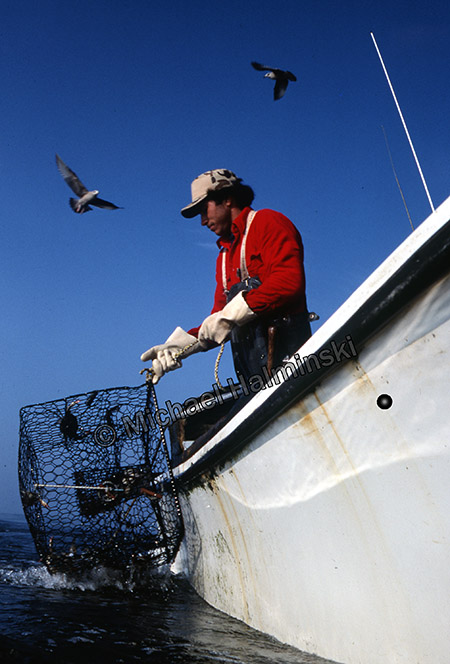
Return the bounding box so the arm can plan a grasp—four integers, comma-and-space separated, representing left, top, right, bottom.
139, 340, 198, 384
140, 340, 226, 391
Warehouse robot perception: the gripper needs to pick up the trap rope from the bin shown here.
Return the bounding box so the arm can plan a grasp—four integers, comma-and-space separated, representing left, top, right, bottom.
143, 339, 226, 390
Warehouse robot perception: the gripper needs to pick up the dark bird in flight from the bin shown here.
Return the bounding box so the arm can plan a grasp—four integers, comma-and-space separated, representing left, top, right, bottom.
251, 61, 297, 100
56, 154, 122, 213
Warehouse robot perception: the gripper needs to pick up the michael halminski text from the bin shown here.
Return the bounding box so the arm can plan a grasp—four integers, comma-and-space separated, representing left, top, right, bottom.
121, 335, 358, 436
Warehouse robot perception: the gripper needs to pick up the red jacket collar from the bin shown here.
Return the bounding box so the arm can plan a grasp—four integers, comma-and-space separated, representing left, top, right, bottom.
216, 207, 252, 250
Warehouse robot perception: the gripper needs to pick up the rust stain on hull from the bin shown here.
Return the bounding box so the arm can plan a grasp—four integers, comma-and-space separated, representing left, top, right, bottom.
209, 484, 250, 621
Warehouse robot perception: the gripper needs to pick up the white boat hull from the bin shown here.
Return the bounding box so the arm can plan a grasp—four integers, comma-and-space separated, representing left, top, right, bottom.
173, 200, 450, 663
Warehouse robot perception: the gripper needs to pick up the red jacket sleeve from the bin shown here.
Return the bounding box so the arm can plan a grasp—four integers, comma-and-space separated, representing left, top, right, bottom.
244, 210, 306, 315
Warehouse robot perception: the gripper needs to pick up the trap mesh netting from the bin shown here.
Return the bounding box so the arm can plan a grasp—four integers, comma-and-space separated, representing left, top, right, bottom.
18, 383, 184, 574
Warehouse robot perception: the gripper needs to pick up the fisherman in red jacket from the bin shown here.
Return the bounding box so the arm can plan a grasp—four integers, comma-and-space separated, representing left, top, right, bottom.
141, 169, 311, 384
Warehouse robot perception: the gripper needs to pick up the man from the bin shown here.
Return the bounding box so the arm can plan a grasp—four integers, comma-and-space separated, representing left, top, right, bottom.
141, 169, 311, 384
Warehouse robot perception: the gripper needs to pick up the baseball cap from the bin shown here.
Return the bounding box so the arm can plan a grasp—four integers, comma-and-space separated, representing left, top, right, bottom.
181, 169, 239, 218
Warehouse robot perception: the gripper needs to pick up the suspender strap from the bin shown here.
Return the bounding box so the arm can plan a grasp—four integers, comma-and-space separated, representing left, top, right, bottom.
221, 209, 257, 293
240, 210, 256, 281
221, 248, 228, 293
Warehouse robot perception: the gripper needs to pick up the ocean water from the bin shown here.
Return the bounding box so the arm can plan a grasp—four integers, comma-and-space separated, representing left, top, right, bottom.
0, 513, 337, 664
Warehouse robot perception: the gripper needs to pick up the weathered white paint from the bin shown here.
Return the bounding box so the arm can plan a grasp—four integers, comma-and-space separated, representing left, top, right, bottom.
173, 198, 450, 664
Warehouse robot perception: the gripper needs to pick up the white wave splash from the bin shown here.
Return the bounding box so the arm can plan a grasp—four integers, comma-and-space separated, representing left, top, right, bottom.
0, 560, 171, 592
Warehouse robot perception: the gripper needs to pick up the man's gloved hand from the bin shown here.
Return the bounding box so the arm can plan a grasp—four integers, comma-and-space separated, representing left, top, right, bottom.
198, 291, 257, 345
140, 327, 205, 384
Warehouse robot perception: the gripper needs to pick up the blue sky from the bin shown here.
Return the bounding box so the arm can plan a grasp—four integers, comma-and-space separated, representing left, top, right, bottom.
2, 0, 450, 514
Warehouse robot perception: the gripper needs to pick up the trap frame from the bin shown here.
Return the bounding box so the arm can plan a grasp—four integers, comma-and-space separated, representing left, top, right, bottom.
18, 383, 184, 575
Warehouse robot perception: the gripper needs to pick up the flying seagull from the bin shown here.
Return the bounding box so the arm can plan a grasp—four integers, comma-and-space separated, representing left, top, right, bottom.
55, 154, 122, 214
251, 61, 297, 100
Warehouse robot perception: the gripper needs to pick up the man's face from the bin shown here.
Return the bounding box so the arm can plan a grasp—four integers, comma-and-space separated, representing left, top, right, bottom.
200, 199, 232, 237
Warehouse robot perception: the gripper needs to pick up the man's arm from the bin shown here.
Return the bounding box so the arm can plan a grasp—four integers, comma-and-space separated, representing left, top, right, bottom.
244, 210, 306, 315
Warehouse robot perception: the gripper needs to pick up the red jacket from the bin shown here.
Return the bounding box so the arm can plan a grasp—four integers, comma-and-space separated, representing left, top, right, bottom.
189, 206, 306, 336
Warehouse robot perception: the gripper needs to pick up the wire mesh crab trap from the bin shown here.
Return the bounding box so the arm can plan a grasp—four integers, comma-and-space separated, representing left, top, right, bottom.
18, 383, 184, 575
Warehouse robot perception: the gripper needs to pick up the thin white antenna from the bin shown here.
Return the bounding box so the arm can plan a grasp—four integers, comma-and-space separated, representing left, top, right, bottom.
371, 32, 435, 213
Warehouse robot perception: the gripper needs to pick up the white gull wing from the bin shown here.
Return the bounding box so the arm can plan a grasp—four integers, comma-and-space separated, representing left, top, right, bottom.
55, 154, 89, 197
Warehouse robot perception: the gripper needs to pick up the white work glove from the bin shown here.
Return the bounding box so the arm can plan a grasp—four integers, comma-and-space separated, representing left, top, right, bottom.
140, 327, 205, 384
198, 291, 257, 345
